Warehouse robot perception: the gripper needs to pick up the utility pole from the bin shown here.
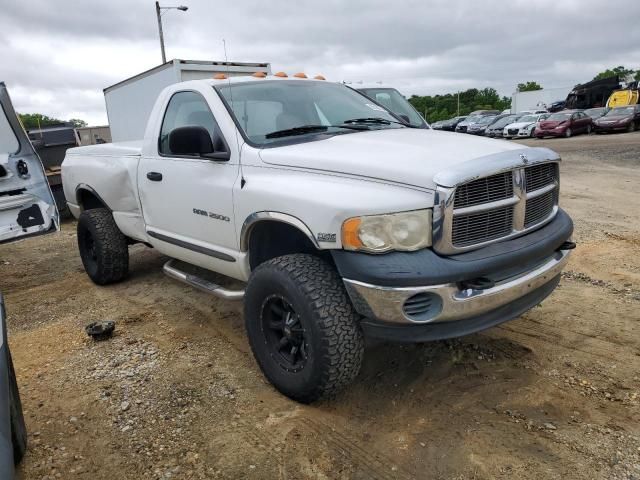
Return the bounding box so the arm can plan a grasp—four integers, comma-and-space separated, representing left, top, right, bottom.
155, 3, 188, 64
457, 91, 460, 116
155, 2, 166, 63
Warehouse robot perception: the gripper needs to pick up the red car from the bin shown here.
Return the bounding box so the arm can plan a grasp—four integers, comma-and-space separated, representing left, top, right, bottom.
535, 110, 593, 138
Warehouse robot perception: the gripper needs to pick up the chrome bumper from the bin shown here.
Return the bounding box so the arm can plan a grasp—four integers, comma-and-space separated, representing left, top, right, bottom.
343, 249, 570, 325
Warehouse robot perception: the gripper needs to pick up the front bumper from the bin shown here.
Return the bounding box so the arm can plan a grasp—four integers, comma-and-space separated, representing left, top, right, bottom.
344, 249, 569, 325
332, 209, 573, 342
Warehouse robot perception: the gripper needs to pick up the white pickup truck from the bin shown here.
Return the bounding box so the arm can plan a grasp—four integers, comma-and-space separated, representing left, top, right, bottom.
62, 74, 574, 402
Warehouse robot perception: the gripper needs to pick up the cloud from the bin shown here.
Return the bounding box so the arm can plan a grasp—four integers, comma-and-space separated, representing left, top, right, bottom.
1, 0, 639, 126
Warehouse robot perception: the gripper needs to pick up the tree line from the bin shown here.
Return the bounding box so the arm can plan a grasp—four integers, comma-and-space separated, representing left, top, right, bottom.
18, 113, 87, 130
408, 88, 512, 123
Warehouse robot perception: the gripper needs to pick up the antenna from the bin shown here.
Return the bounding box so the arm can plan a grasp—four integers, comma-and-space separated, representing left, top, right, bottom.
222, 39, 245, 188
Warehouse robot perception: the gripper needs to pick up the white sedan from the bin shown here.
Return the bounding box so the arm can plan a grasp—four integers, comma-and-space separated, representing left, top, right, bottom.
503, 113, 550, 139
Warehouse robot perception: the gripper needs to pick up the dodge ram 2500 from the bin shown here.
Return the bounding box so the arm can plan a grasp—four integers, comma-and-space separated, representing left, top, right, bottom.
62, 75, 574, 403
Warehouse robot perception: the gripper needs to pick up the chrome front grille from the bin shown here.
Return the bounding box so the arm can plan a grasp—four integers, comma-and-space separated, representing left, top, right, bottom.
454, 172, 513, 208
435, 160, 560, 253
452, 206, 514, 247
525, 163, 558, 192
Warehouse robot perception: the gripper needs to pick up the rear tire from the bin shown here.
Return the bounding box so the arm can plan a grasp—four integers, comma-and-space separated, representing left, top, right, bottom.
77, 208, 129, 285
8, 350, 26, 465
244, 254, 364, 403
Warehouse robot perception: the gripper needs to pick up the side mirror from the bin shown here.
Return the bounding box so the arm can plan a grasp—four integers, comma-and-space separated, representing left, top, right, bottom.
169, 126, 214, 156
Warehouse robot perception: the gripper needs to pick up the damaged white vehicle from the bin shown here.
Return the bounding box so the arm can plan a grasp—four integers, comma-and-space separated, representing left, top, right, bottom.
62, 76, 574, 403
1, 81, 59, 478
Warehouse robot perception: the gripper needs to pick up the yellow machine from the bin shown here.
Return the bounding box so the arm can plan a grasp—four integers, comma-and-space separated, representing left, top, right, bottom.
607, 89, 639, 108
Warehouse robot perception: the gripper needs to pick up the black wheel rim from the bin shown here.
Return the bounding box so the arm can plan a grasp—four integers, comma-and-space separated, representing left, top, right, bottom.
260, 295, 308, 372
80, 227, 98, 274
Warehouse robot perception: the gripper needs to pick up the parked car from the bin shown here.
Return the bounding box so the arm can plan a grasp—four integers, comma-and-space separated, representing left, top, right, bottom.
441, 116, 466, 131
355, 85, 429, 128
62, 75, 573, 403
0, 82, 60, 478
547, 100, 566, 113
584, 107, 609, 120
485, 114, 523, 138
431, 120, 445, 130
466, 115, 500, 135
535, 110, 593, 138
455, 110, 500, 133
593, 105, 640, 133
503, 113, 549, 139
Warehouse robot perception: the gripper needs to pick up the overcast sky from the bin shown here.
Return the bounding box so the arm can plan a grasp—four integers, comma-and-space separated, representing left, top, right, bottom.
1, 0, 639, 125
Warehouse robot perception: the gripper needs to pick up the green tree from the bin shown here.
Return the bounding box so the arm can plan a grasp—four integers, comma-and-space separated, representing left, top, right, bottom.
69, 118, 88, 128
408, 88, 511, 123
516, 81, 542, 92
18, 113, 63, 129
593, 66, 636, 81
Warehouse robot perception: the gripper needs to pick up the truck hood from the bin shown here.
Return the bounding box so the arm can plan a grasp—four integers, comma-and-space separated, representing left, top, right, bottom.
0, 82, 59, 243
259, 128, 527, 189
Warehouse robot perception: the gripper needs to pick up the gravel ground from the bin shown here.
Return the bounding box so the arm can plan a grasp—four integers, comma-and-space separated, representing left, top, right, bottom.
1, 131, 639, 479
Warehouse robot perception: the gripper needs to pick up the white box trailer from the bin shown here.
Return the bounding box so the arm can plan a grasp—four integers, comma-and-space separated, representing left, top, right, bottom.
104, 59, 271, 142
511, 86, 572, 113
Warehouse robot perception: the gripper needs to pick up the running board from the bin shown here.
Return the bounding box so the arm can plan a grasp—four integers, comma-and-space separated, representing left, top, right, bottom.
162, 260, 245, 300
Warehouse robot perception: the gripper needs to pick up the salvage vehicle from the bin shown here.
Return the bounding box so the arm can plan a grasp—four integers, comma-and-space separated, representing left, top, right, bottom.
440, 115, 466, 131
503, 113, 549, 139
354, 85, 428, 128
455, 110, 500, 133
485, 114, 523, 138
593, 105, 640, 133
62, 74, 574, 403
535, 110, 593, 138
584, 107, 609, 120
0, 82, 60, 478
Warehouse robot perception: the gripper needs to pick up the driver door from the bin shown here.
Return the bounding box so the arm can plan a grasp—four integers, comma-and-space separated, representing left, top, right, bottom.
137, 90, 240, 277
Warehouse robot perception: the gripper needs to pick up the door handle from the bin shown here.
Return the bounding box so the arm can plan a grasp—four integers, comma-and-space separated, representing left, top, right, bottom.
147, 172, 163, 182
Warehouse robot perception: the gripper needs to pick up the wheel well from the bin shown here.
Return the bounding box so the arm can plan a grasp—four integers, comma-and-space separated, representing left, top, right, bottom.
248, 221, 329, 271
77, 188, 108, 211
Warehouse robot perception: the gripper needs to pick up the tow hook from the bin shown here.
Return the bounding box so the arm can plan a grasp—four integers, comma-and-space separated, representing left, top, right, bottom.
558, 241, 576, 251
459, 277, 495, 291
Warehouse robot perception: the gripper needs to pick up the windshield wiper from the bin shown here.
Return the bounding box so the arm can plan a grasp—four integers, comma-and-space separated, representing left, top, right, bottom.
265, 124, 368, 139
342, 117, 417, 128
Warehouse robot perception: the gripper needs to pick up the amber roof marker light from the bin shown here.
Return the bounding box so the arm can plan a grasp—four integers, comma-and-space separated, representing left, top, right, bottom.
213, 73, 228, 80
252, 72, 267, 78
274, 72, 288, 78
293, 72, 308, 79
314, 75, 326, 80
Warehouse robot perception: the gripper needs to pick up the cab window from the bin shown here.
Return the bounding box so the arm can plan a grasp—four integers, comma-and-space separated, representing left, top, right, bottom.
159, 91, 227, 156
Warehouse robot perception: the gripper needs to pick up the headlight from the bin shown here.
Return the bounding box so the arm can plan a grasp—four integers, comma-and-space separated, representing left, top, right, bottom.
341, 209, 432, 253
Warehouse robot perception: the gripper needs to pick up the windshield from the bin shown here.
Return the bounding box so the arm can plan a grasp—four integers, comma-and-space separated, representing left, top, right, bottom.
358, 88, 426, 128
519, 115, 538, 123
585, 108, 605, 116
477, 116, 497, 125
606, 106, 635, 116
546, 112, 571, 121
216, 81, 401, 146
493, 115, 520, 127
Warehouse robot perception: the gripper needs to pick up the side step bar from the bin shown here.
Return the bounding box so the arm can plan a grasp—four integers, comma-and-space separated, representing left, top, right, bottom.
162, 259, 245, 301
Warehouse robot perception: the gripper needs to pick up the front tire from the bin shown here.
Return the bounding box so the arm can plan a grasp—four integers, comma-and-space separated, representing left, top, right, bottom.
586, 124, 592, 134
244, 254, 364, 403
8, 350, 26, 465
77, 208, 129, 285
564, 128, 572, 138
628, 122, 636, 133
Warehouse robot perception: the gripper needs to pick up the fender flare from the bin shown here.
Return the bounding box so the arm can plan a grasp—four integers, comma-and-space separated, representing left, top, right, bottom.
239, 212, 319, 252
75, 184, 111, 211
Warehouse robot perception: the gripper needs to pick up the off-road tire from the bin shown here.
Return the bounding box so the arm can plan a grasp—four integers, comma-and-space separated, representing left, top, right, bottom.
77, 208, 129, 285
244, 254, 364, 403
8, 350, 27, 464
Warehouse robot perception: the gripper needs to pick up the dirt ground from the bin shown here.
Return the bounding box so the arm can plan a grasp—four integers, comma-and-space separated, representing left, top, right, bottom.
1, 132, 639, 480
